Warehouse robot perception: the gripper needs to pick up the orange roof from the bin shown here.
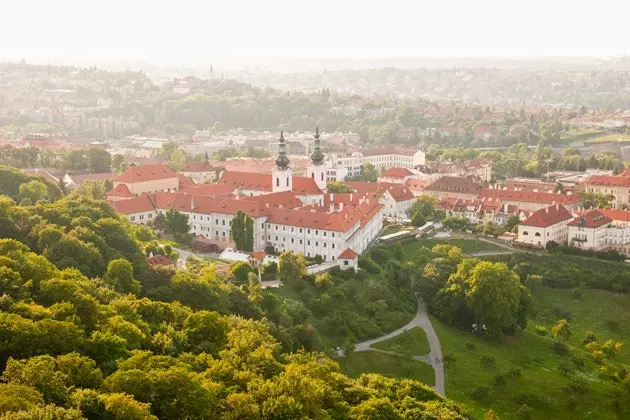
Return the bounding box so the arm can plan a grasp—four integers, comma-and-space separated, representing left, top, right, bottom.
146, 255, 174, 267
247, 191, 304, 209
480, 188, 582, 205
594, 208, 630, 222
218, 171, 321, 195
338, 248, 359, 259
110, 195, 154, 214
114, 164, 177, 183
177, 173, 195, 189
179, 183, 236, 197
380, 167, 414, 178
181, 161, 217, 172
585, 175, 630, 188
67, 172, 119, 186
250, 251, 266, 261
343, 181, 399, 195
385, 185, 415, 202
521, 204, 573, 228
568, 210, 612, 228
107, 183, 133, 198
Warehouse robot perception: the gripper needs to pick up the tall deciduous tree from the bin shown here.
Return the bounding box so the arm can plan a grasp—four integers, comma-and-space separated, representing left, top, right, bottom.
277, 252, 306, 285
230, 211, 253, 252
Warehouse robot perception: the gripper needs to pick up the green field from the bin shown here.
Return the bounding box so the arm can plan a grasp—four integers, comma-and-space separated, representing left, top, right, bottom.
584, 133, 630, 144
339, 350, 435, 386
432, 316, 625, 419
560, 129, 607, 145
530, 287, 630, 364
372, 327, 431, 355
402, 238, 504, 259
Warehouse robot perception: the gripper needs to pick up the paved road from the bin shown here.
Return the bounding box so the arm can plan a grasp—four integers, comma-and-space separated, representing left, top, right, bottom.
354, 297, 445, 396
470, 250, 513, 257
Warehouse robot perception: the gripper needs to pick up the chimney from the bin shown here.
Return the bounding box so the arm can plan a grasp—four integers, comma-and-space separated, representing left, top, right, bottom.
339, 202, 344, 211
545, 207, 549, 214
190, 196, 195, 210
350, 193, 354, 201
329, 204, 334, 213
329, 193, 334, 201
266, 202, 270, 208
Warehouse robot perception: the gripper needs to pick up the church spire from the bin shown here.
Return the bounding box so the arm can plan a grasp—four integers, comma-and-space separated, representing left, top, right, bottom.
275, 131, 290, 170
310, 127, 324, 166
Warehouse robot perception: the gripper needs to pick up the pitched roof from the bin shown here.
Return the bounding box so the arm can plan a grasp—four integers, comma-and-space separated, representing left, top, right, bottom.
217, 171, 321, 195
338, 248, 359, 259
358, 146, 420, 157
249, 251, 266, 261
343, 181, 400, 195
521, 204, 573, 228
68, 172, 119, 186
480, 188, 582, 205
146, 255, 174, 267
114, 164, 178, 183
177, 173, 195, 189
585, 174, 630, 188
380, 167, 414, 178
424, 176, 483, 195
110, 195, 154, 214
593, 208, 630, 222
106, 183, 133, 198
179, 183, 236, 197
181, 161, 217, 172
384, 185, 415, 202
568, 210, 612, 228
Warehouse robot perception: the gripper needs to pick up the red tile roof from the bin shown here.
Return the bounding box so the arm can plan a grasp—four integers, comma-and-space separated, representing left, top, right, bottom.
380, 167, 414, 178
218, 171, 321, 195
480, 188, 582, 205
146, 255, 174, 267
250, 251, 266, 261
521, 204, 573, 228
110, 195, 154, 214
585, 175, 630, 188
181, 161, 217, 172
177, 173, 195, 189
67, 172, 119, 186
568, 210, 612, 228
107, 183, 133, 198
338, 248, 359, 259
114, 164, 177, 183
424, 176, 483, 195
343, 181, 399, 195
247, 191, 304, 209
179, 183, 236, 197
594, 209, 630, 222
385, 185, 415, 202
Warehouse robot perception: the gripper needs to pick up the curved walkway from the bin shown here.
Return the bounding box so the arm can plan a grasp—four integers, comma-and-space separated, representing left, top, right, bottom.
354, 297, 445, 396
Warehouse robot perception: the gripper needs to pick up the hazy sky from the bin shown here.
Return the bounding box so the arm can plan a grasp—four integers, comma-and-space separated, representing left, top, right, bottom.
2, 0, 629, 66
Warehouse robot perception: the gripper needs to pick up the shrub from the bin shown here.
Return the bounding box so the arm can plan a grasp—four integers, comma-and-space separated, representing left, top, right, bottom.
552, 341, 568, 355
465, 342, 476, 351
516, 404, 534, 420
443, 353, 455, 366
571, 355, 586, 370
493, 374, 507, 387
507, 366, 522, 378
471, 386, 490, 401
582, 330, 597, 345
605, 319, 621, 332
481, 355, 496, 368
552, 307, 572, 321
566, 377, 589, 395
534, 325, 547, 336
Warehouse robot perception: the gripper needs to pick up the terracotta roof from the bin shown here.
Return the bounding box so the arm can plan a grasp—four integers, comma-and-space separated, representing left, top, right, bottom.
218, 171, 321, 195
250, 251, 266, 261
107, 183, 133, 198
247, 191, 304, 209
568, 210, 612, 228
585, 175, 630, 188
179, 183, 236, 197
114, 164, 177, 183
177, 173, 196, 189
384, 185, 415, 202
343, 181, 399, 195
424, 176, 483, 195
480, 188, 582, 205
110, 195, 154, 214
181, 161, 217, 172
338, 248, 359, 259
521, 204, 573, 228
146, 255, 174, 267
594, 209, 630, 222
380, 167, 414, 178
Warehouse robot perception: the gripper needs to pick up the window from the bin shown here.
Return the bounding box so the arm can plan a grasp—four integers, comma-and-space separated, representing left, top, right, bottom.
315, 230, 319, 235
222, 220, 225, 226
267, 235, 270, 240
283, 226, 286, 231
130, 216, 135, 221
291, 227, 294, 232
286, 178, 289, 186
522, 231, 529, 236
344, 260, 349, 266
324, 232, 327, 237
275, 236, 278, 241
300, 228, 303, 233
216, 231, 219, 236
291, 238, 294, 243
332, 244, 335, 249
276, 178, 280, 187
535, 232, 541, 237
308, 229, 311, 234
222, 232, 226, 236
148, 213, 152, 218
275, 226, 278, 230
332, 233, 335, 238
324, 243, 327, 248
315, 241, 319, 246
216, 219, 219, 224
299, 239, 303, 244
307, 240, 311, 245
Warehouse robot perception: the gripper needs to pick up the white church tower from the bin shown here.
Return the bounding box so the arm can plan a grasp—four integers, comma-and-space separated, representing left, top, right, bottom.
272, 131, 293, 193
307, 127, 327, 190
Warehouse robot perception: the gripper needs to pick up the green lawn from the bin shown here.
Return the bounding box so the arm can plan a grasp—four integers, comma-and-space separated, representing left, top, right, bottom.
381, 225, 403, 236
372, 327, 431, 355
339, 350, 435, 386
530, 287, 630, 365
402, 238, 504, 259
432, 310, 629, 419
584, 133, 630, 144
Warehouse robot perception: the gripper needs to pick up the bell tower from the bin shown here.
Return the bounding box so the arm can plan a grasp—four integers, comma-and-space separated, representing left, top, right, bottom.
307, 127, 327, 190
272, 131, 292, 193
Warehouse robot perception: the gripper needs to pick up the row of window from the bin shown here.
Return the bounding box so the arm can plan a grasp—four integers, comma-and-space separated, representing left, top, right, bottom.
266, 224, 335, 237
130, 213, 153, 221
266, 235, 337, 249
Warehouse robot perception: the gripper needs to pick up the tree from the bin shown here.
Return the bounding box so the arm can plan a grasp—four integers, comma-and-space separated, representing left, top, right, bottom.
87, 149, 112, 173
277, 252, 306, 285
583, 192, 614, 209
552, 319, 571, 343
463, 261, 529, 340
505, 215, 521, 232
18, 180, 48, 203
360, 162, 378, 182
230, 211, 254, 252
229, 261, 251, 284
411, 212, 426, 227
152, 213, 167, 232
409, 195, 437, 218
112, 154, 125, 172
105, 259, 140, 294
326, 182, 354, 193
165, 209, 189, 235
